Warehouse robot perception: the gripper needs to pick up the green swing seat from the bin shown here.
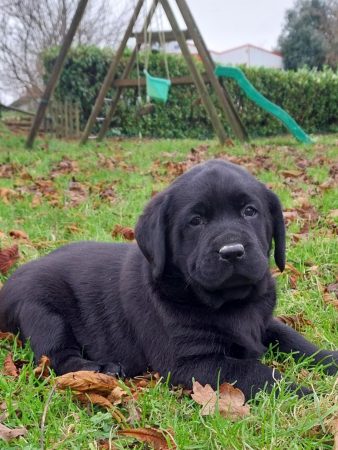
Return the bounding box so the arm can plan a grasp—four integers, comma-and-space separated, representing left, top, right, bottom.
144, 70, 171, 103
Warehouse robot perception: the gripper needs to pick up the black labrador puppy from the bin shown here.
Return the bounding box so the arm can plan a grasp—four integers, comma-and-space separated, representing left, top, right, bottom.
0, 160, 337, 398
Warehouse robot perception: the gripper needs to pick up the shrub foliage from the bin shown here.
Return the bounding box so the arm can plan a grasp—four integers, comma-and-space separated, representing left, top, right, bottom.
43, 46, 338, 138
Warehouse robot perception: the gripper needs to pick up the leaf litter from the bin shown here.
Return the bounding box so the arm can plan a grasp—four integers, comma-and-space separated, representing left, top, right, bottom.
191, 381, 250, 420
0, 140, 337, 446
0, 245, 20, 274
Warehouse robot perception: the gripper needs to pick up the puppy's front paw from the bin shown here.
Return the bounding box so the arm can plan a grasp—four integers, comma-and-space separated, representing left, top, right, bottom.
99, 362, 126, 378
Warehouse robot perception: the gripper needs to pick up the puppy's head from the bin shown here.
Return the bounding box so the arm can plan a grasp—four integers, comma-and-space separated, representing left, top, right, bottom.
135, 160, 285, 308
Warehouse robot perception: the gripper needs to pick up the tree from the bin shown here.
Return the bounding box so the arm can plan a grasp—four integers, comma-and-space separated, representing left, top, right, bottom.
278, 0, 338, 69
0, 0, 131, 102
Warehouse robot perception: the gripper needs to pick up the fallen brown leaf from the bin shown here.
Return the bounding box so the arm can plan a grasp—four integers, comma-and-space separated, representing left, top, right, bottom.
191, 381, 250, 420
97, 153, 116, 170
0, 188, 17, 204
331, 417, 338, 450
328, 209, 338, 219
97, 438, 118, 449
76, 392, 114, 410
0, 401, 8, 422
323, 292, 338, 310
3, 353, 18, 377
112, 225, 135, 241
34, 355, 51, 379
55, 371, 119, 393
51, 158, 78, 177
66, 180, 88, 207
31, 194, 42, 208
99, 187, 117, 204
276, 313, 313, 331
0, 163, 17, 179
107, 386, 127, 405
284, 262, 302, 277
0, 423, 27, 442
118, 427, 176, 450
0, 331, 22, 347
0, 245, 19, 274
66, 224, 81, 234
283, 210, 299, 224
9, 230, 29, 240
319, 178, 336, 191
280, 169, 304, 178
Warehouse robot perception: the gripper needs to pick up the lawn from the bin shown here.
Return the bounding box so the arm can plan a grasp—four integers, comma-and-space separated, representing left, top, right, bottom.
0, 125, 337, 449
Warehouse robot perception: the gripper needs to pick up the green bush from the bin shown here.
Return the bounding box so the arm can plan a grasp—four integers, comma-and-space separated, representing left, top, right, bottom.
43, 46, 338, 139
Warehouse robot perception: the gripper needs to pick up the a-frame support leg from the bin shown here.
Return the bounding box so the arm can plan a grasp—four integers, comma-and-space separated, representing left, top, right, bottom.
175, 0, 248, 142
97, 0, 159, 141
26, 0, 89, 148
80, 0, 145, 144
160, 0, 227, 145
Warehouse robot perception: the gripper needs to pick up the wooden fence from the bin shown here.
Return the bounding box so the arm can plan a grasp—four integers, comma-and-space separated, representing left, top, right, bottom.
47, 99, 81, 138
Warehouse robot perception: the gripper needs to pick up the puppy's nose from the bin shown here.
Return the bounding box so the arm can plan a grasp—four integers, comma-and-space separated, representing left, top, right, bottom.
219, 244, 245, 262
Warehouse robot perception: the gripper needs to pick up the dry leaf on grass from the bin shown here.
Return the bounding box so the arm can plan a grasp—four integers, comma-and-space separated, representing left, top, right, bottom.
118, 427, 176, 450
112, 225, 135, 241
0, 331, 22, 346
276, 313, 313, 331
0, 188, 17, 204
9, 230, 29, 240
280, 169, 304, 178
0, 245, 19, 274
0, 401, 8, 422
0, 423, 27, 442
76, 392, 114, 410
3, 353, 18, 377
331, 417, 338, 450
99, 187, 117, 204
33, 355, 51, 378
107, 386, 128, 405
320, 282, 338, 310
51, 158, 78, 177
66, 224, 81, 234
97, 438, 118, 449
328, 209, 338, 219
0, 163, 17, 178
66, 181, 88, 207
191, 381, 250, 420
323, 292, 338, 310
55, 370, 119, 393
3, 353, 28, 377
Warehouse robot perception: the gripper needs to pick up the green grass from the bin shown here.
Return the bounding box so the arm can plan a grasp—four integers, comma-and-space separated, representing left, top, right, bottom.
0, 125, 337, 449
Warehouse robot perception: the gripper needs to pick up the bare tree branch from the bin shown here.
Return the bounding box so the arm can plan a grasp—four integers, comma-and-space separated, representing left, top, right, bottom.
0, 0, 132, 102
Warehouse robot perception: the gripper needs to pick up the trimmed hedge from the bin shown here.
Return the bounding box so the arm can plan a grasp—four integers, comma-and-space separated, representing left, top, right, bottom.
43, 46, 338, 139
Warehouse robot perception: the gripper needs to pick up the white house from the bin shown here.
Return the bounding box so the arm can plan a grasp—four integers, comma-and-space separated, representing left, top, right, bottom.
210, 44, 283, 69
166, 42, 283, 69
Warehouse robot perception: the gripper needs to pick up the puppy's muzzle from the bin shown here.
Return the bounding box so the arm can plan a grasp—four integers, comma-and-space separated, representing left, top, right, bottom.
219, 244, 245, 263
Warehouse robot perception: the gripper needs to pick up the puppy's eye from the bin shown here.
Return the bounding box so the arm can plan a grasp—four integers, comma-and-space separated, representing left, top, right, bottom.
243, 206, 257, 217
190, 216, 203, 226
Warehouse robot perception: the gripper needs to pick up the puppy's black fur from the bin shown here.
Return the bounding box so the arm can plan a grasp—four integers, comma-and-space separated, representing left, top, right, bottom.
0, 160, 337, 398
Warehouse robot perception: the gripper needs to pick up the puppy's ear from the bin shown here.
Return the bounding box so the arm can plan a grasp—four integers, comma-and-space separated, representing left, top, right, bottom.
267, 190, 286, 272
135, 193, 169, 279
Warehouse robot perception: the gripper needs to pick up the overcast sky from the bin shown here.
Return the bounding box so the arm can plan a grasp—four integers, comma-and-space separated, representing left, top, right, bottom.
164, 0, 296, 51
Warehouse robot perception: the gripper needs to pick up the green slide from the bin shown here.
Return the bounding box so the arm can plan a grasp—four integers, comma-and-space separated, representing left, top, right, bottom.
215, 66, 313, 144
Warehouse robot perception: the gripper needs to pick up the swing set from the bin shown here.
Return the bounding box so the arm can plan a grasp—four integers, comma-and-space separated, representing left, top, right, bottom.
27, 0, 247, 147
139, 2, 172, 104
80, 0, 248, 145
27, 0, 312, 148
